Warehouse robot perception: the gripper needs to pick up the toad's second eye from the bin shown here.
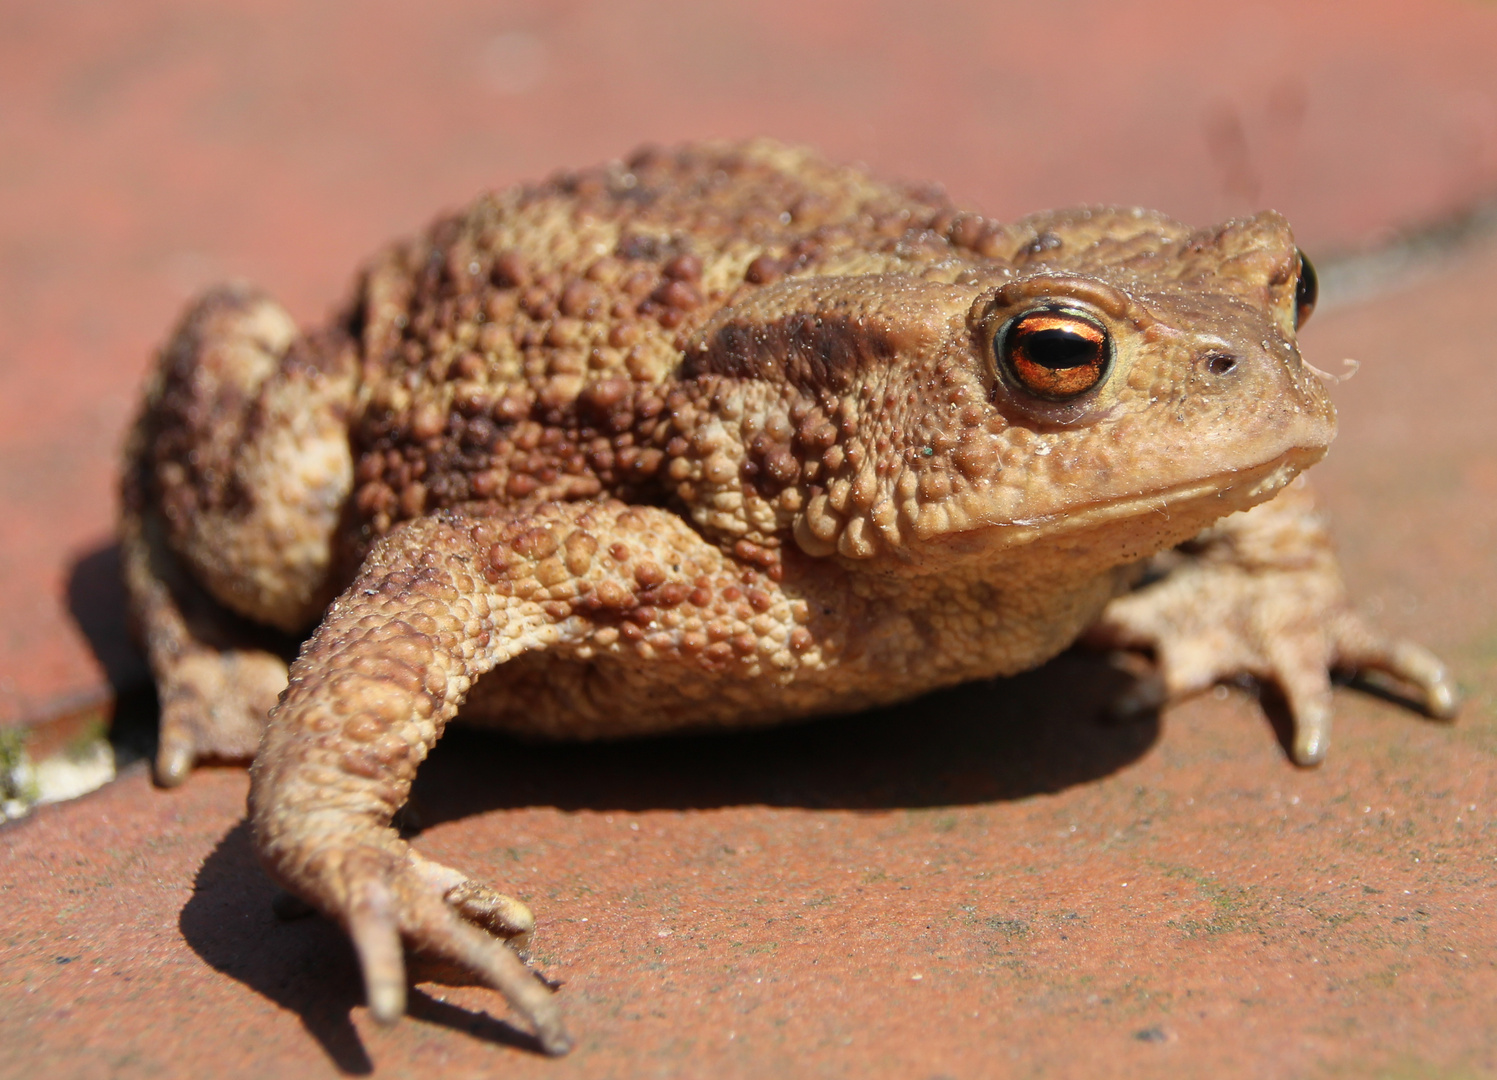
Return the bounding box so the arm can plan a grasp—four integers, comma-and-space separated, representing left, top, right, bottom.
1294, 249, 1318, 329
996, 310, 1111, 399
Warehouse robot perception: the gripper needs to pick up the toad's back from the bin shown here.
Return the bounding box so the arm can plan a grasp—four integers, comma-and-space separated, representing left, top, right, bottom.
346, 141, 996, 538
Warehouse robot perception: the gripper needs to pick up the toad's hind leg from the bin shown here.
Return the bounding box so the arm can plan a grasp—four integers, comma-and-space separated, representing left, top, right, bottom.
122, 285, 358, 784
248, 501, 763, 1054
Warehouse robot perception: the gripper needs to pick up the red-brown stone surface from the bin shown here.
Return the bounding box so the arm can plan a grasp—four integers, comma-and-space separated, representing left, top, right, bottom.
4, 1, 1497, 1077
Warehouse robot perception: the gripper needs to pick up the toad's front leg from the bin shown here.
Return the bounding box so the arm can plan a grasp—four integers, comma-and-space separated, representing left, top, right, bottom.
248, 499, 761, 1054
1087, 476, 1458, 764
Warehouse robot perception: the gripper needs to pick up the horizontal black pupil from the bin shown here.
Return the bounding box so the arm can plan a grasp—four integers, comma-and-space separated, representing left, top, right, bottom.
1019, 327, 1099, 370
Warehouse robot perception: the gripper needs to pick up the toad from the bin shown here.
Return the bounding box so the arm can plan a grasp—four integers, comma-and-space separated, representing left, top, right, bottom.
121, 140, 1458, 1054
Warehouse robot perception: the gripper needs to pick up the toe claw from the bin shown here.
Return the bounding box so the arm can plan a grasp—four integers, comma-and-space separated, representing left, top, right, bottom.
348, 876, 406, 1024
537, 1017, 575, 1057
154, 737, 194, 788
1290, 704, 1331, 767
1427, 675, 1461, 721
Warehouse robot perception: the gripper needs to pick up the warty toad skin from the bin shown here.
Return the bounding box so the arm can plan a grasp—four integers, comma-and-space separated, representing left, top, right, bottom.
121, 140, 1458, 1054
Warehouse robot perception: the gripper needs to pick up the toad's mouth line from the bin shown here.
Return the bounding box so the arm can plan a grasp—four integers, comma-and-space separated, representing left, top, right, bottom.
957, 447, 1321, 549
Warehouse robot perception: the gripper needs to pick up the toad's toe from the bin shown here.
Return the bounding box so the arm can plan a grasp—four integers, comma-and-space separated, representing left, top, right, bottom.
1329, 616, 1462, 722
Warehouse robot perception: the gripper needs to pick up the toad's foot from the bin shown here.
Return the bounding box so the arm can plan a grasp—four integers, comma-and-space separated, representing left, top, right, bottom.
155, 647, 289, 785
1087, 478, 1459, 765
320, 840, 563, 1050
121, 504, 292, 785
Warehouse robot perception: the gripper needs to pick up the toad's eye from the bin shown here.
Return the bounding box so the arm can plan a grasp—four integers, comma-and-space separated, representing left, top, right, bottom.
996, 309, 1111, 399
1295, 249, 1318, 329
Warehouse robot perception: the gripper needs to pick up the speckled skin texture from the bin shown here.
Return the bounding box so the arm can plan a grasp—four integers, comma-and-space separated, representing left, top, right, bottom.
120, 141, 1456, 1053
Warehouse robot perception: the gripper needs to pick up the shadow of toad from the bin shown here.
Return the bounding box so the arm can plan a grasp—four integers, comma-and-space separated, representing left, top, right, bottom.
178, 650, 1155, 1070
176, 649, 1154, 1069
406, 649, 1156, 823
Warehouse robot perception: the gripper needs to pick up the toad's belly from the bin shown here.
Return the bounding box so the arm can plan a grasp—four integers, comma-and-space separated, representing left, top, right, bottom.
458, 649, 931, 740
458, 589, 1118, 740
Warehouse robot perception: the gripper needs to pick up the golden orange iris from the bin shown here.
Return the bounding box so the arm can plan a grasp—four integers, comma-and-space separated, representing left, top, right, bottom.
998, 310, 1110, 399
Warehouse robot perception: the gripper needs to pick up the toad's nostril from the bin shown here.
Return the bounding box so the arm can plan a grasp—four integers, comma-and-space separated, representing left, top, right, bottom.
1206, 352, 1238, 376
